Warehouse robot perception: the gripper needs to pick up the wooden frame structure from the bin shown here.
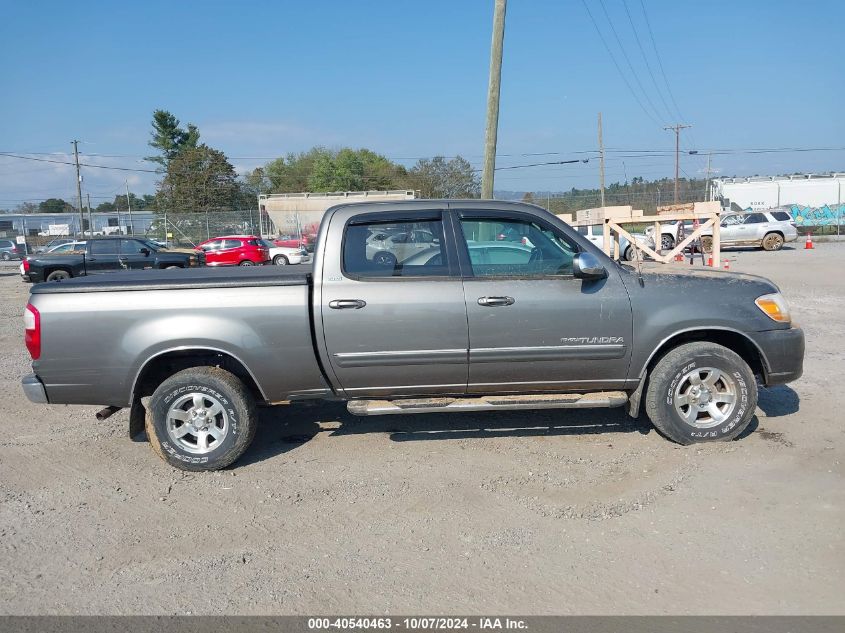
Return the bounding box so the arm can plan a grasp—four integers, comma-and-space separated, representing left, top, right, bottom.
573, 210, 722, 267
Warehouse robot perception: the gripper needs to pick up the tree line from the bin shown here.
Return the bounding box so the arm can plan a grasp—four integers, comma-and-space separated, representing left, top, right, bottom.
5, 109, 712, 216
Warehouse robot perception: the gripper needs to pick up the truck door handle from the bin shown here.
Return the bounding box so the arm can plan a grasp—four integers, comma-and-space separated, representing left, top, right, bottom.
329, 299, 367, 310
477, 296, 515, 307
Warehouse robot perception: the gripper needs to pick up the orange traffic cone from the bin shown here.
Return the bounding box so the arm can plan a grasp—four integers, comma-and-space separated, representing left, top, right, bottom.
723, 260, 730, 270
805, 233, 814, 250
674, 251, 683, 262
707, 255, 713, 267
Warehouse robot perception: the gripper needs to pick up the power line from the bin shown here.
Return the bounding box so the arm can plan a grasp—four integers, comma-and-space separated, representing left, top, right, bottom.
638, 0, 685, 124
596, 0, 666, 124
0, 152, 161, 173
580, 0, 662, 127
622, 0, 674, 121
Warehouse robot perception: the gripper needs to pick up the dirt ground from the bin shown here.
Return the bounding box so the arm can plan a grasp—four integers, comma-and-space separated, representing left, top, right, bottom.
0, 243, 842, 615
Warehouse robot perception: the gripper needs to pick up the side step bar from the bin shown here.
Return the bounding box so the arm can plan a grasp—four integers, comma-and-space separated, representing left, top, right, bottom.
347, 391, 628, 416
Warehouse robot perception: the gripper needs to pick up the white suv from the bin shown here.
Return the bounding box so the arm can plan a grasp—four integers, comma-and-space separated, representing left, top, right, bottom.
700, 210, 798, 252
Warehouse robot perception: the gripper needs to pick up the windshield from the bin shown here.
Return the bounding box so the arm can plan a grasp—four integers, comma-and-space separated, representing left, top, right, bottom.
139, 239, 161, 251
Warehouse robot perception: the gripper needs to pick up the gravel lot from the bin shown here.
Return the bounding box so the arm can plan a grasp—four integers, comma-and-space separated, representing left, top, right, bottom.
0, 245, 842, 615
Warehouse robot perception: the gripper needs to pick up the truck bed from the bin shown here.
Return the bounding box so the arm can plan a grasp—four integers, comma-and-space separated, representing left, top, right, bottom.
28, 265, 327, 406
31, 266, 309, 294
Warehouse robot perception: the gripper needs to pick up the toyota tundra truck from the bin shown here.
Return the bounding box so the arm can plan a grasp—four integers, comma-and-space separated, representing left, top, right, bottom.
21, 200, 804, 471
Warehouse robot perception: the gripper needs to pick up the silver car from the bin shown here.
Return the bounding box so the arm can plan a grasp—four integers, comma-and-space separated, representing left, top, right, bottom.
575, 224, 655, 261
701, 210, 798, 252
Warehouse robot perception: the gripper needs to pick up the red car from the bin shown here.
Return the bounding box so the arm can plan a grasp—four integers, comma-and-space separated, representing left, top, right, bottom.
196, 235, 270, 266
274, 233, 316, 252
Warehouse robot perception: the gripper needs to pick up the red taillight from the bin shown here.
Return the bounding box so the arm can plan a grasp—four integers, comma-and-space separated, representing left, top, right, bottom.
23, 258, 30, 272
24, 304, 40, 360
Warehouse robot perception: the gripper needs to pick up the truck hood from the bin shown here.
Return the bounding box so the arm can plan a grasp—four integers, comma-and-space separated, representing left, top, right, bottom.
618, 264, 789, 336
621, 264, 780, 300
631, 265, 779, 294
162, 248, 198, 255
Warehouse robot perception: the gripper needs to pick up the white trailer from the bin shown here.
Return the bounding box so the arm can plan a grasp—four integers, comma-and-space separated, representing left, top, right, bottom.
258, 190, 416, 240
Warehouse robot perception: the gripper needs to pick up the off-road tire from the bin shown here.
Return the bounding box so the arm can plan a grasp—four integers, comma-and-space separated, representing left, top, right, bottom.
644, 342, 757, 445
661, 234, 675, 250
145, 366, 257, 471
46, 269, 71, 281
761, 232, 784, 251
273, 255, 288, 266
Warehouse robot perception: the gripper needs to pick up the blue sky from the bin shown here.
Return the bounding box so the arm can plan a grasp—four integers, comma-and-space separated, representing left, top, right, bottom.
1, 0, 842, 206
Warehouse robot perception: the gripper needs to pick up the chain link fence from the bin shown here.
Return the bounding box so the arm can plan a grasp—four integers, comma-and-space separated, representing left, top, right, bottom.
147, 209, 265, 247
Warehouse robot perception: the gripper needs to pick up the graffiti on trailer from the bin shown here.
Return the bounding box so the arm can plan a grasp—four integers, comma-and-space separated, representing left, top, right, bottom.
789, 204, 844, 227
743, 204, 844, 226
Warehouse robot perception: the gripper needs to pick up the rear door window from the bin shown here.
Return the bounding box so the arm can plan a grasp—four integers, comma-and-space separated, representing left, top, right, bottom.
222, 239, 242, 249
344, 218, 449, 278
90, 240, 119, 255
744, 213, 766, 224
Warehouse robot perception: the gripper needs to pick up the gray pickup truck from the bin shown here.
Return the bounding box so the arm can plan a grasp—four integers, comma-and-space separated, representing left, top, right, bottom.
22, 201, 804, 471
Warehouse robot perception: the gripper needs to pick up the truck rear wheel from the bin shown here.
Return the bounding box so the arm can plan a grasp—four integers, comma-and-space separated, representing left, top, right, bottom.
145, 366, 257, 471
644, 342, 757, 444
46, 269, 71, 281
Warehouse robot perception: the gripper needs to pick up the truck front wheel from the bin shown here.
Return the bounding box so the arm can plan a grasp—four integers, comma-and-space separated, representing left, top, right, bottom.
644, 342, 757, 444
145, 366, 257, 471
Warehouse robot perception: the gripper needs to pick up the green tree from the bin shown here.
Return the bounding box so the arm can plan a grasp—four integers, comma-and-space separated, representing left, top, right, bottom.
264, 148, 330, 192
407, 156, 479, 198
262, 147, 407, 193
146, 110, 200, 167
157, 144, 239, 212
38, 198, 74, 213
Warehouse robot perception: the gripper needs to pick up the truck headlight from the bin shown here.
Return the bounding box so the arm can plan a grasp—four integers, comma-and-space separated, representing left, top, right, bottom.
755, 292, 791, 324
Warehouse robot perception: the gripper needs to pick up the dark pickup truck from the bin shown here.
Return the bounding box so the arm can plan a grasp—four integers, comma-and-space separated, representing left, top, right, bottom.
21, 237, 204, 282
22, 200, 804, 471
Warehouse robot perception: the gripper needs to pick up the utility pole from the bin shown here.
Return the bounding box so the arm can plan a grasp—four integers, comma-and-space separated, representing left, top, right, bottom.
125, 181, 134, 236
598, 112, 606, 207
86, 193, 93, 238
72, 140, 84, 236
704, 153, 712, 201
481, 0, 507, 199
664, 124, 691, 203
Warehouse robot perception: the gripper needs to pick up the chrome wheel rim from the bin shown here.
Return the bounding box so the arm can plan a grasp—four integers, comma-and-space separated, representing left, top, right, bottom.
661, 235, 673, 250
673, 366, 738, 429
166, 392, 229, 454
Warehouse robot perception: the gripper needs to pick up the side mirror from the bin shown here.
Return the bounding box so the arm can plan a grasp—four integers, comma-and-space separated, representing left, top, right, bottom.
573, 252, 607, 280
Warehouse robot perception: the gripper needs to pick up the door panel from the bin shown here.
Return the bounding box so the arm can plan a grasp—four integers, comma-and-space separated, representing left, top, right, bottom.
120, 239, 154, 270
455, 212, 632, 393
86, 240, 121, 273
319, 210, 469, 397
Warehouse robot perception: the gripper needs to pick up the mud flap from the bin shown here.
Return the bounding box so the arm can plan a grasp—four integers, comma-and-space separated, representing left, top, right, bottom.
627, 372, 646, 418
129, 398, 146, 441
